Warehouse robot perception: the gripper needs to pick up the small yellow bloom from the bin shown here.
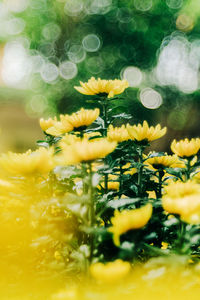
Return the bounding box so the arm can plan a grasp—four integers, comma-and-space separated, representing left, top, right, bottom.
74, 77, 129, 98
147, 191, 157, 199
171, 138, 200, 158
100, 174, 119, 190
57, 138, 117, 164
121, 163, 137, 175
161, 242, 169, 250
109, 203, 152, 246
127, 121, 167, 142
66, 108, 100, 129
145, 154, 182, 170
0, 148, 55, 177
90, 259, 131, 283
107, 124, 130, 143
39, 116, 57, 132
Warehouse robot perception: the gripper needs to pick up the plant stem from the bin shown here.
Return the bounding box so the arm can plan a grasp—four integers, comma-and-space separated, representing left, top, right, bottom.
157, 170, 164, 199
176, 219, 187, 254
119, 161, 123, 191
102, 101, 108, 137
102, 99, 109, 193
185, 159, 191, 181
137, 147, 144, 197
88, 162, 95, 263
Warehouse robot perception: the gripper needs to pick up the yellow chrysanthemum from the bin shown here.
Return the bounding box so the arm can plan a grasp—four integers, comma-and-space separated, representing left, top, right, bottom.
127, 121, 167, 142
162, 181, 200, 224
107, 125, 130, 143
163, 181, 200, 199
90, 259, 131, 283
66, 108, 100, 129
171, 138, 200, 158
109, 203, 153, 246
163, 195, 200, 225
46, 115, 74, 136
74, 77, 129, 98
145, 155, 182, 170
57, 138, 117, 164
0, 178, 15, 194
100, 174, 119, 190
39, 116, 57, 132
0, 148, 55, 177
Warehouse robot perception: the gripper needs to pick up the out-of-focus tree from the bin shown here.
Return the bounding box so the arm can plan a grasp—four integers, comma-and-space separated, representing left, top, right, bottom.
1, 0, 200, 147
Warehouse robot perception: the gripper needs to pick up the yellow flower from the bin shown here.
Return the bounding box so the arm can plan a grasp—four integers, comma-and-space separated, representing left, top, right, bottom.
39, 116, 57, 132
109, 203, 152, 246
163, 181, 200, 199
57, 138, 117, 164
127, 121, 167, 142
66, 108, 100, 129
162, 181, 200, 224
74, 77, 129, 98
145, 154, 182, 170
90, 259, 131, 283
161, 242, 169, 250
171, 138, 200, 158
100, 174, 119, 190
163, 195, 200, 224
107, 125, 130, 143
0, 178, 15, 194
46, 115, 74, 136
0, 148, 55, 177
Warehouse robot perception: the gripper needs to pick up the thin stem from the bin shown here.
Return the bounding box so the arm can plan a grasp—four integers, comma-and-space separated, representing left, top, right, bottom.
137, 148, 144, 197
157, 170, 164, 199
88, 162, 95, 264
185, 159, 191, 181
176, 219, 187, 254
119, 162, 123, 191
102, 100, 109, 193
102, 102, 108, 137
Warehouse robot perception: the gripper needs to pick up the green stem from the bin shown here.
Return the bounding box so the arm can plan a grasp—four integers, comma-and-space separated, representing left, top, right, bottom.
102, 100, 109, 193
157, 170, 164, 199
102, 101, 108, 137
82, 163, 88, 194
176, 220, 187, 254
88, 162, 95, 264
119, 162, 123, 191
185, 159, 191, 181
137, 148, 144, 197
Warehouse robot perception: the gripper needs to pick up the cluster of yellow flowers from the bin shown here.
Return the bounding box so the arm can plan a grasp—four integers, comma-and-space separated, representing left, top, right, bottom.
2, 77, 200, 297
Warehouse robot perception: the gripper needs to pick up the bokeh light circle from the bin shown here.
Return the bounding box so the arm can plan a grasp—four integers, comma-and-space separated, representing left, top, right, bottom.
30, 55, 45, 73
40, 63, 59, 83
59, 61, 78, 80
121, 66, 143, 87
30, 95, 48, 113
67, 45, 86, 63
134, 0, 152, 11
6, 18, 25, 35
140, 88, 163, 109
64, 0, 84, 17
85, 56, 104, 74
82, 34, 101, 52
166, 0, 183, 9
6, 0, 29, 13
42, 23, 61, 41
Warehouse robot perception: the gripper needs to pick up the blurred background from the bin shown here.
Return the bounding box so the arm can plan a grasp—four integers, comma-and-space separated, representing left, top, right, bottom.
1, 0, 200, 151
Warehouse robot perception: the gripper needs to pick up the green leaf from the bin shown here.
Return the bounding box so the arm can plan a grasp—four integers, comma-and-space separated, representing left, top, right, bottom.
107, 197, 140, 209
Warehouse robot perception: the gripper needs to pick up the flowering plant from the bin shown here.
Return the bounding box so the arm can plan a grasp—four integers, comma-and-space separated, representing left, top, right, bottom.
2, 77, 200, 298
